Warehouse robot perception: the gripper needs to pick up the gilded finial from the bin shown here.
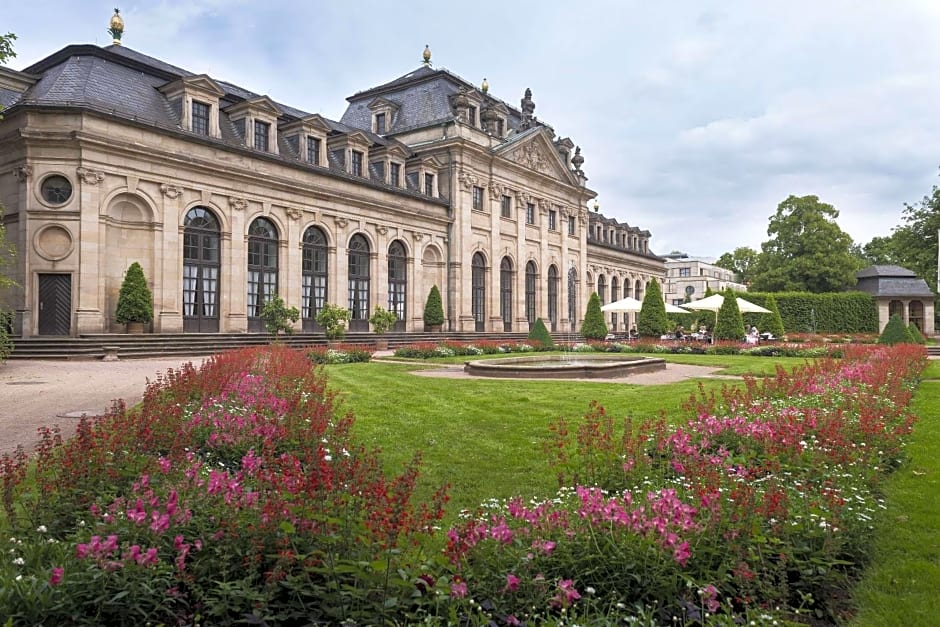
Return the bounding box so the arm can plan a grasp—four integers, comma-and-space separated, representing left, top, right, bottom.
422, 45, 431, 66
593, 200, 599, 212
108, 8, 125, 45
481, 77, 489, 94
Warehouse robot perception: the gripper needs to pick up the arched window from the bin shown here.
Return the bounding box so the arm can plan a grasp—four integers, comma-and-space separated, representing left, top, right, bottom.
472, 253, 486, 332
611, 276, 620, 331
635, 278, 643, 303
247, 217, 278, 332
388, 240, 407, 331
348, 234, 370, 331
597, 275, 607, 305
302, 226, 328, 331
547, 265, 558, 331
500, 257, 513, 331
567, 267, 578, 331
525, 261, 537, 326
183, 207, 221, 332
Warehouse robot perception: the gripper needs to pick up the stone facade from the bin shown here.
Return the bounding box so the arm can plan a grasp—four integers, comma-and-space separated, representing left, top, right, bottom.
856, 265, 935, 336
662, 253, 747, 306
0, 42, 664, 337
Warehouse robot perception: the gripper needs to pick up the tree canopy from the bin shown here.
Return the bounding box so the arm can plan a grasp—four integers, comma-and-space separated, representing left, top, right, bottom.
714, 247, 760, 285
749, 195, 860, 293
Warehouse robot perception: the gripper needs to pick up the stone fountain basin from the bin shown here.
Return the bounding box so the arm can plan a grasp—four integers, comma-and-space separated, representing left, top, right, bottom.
463, 354, 667, 379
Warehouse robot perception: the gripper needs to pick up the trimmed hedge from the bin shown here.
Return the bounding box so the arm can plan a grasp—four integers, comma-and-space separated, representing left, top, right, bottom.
527, 318, 554, 348
908, 323, 926, 345
637, 279, 670, 338
878, 314, 914, 345
734, 291, 878, 334
581, 292, 608, 340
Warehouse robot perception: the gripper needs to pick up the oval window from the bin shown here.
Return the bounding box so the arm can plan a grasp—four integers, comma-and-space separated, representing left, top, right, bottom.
40, 175, 73, 205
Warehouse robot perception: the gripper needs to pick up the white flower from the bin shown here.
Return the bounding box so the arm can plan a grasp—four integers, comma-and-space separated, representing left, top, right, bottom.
13, 557, 25, 565
36, 525, 47, 533
323, 455, 333, 462
14, 575, 22, 581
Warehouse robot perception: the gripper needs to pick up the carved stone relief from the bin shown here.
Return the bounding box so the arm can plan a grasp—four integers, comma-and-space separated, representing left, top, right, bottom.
285, 207, 302, 220
160, 183, 183, 199
76, 167, 105, 185
13, 165, 32, 181
510, 143, 549, 174
229, 197, 248, 211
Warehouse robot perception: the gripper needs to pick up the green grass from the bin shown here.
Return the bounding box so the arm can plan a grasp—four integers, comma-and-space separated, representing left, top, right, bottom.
325, 360, 734, 515
849, 375, 940, 626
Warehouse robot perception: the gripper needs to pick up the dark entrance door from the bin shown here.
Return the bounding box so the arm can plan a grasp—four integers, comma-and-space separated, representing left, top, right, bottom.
38, 273, 71, 336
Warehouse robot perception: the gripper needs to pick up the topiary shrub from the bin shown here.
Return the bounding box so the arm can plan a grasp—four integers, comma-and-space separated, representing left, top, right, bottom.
908, 323, 926, 345
877, 314, 914, 345
527, 317, 554, 348
115, 262, 154, 325
713, 289, 745, 341
580, 292, 608, 340
637, 279, 670, 338
759, 294, 786, 338
423, 285, 445, 329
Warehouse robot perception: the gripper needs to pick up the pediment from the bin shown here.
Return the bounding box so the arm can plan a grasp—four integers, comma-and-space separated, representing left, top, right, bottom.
368, 96, 401, 112
495, 129, 578, 184
344, 130, 373, 147
282, 113, 332, 135
224, 95, 282, 118
372, 143, 410, 160
159, 74, 225, 99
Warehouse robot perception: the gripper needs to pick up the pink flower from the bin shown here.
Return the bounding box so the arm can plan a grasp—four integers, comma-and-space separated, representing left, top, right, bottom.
75, 543, 89, 559
673, 541, 691, 567
504, 573, 520, 592
157, 456, 172, 474
551, 579, 581, 608
450, 579, 468, 598
49, 567, 64, 586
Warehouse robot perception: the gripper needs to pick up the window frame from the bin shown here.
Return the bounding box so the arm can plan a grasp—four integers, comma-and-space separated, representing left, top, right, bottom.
192, 100, 210, 136
253, 120, 270, 151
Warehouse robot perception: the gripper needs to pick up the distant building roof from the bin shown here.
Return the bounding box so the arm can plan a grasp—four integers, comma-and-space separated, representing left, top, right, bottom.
855, 265, 919, 279
856, 265, 934, 298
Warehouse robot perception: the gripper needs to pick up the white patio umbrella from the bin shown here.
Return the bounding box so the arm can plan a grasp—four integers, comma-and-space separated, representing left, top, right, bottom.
684, 294, 771, 315
665, 302, 690, 314
600, 296, 643, 313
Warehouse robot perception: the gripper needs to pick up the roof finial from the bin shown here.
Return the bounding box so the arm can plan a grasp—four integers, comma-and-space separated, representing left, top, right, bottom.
481, 77, 489, 94
422, 44, 431, 66
108, 8, 125, 46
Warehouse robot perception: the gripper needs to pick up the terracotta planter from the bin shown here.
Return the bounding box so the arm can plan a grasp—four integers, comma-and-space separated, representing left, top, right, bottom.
126, 322, 145, 334
375, 338, 389, 351
426, 324, 442, 333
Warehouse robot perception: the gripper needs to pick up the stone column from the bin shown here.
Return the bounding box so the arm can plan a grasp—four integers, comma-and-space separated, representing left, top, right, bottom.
333, 216, 349, 309
283, 207, 303, 333
226, 195, 248, 332
157, 183, 184, 333
75, 167, 107, 335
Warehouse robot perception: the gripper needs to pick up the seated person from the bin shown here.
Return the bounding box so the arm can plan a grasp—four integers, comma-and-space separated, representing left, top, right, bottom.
629, 325, 639, 340
674, 325, 685, 340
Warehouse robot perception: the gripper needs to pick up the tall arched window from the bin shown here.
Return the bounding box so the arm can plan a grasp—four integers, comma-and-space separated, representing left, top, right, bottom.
348, 234, 370, 331
302, 226, 328, 331
500, 257, 513, 331
547, 265, 558, 331
597, 275, 607, 305
567, 268, 578, 331
611, 276, 620, 331
388, 240, 407, 331
525, 261, 537, 327
635, 279, 643, 303
472, 253, 486, 332
183, 207, 220, 333
247, 217, 278, 332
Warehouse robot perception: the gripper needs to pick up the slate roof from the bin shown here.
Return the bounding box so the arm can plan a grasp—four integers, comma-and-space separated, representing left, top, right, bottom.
855, 265, 934, 297
0, 86, 21, 108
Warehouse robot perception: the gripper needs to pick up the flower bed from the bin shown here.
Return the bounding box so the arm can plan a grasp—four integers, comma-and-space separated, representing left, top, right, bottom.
0, 343, 927, 625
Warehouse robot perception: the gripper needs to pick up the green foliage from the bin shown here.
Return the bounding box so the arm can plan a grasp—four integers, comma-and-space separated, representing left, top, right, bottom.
713, 289, 745, 341
637, 279, 669, 337
422, 285, 445, 327
315, 302, 351, 340
703, 285, 716, 297
527, 317, 554, 348
0, 33, 15, 66
368, 305, 397, 335
114, 262, 153, 324
580, 292, 608, 339
907, 323, 926, 345
878, 314, 915, 345
714, 246, 760, 284
750, 195, 861, 293
260, 295, 299, 338
735, 291, 878, 334
307, 345, 373, 364
759, 294, 785, 338
0, 309, 12, 363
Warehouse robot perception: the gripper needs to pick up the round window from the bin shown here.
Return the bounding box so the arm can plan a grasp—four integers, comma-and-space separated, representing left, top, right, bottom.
685, 285, 695, 296
40, 175, 73, 205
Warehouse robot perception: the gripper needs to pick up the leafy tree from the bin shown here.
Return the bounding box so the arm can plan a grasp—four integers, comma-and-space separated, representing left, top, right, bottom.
891, 181, 940, 294
637, 279, 669, 337
713, 289, 745, 341
0, 34, 16, 361
260, 295, 300, 339
0, 33, 15, 66
527, 318, 554, 348
115, 262, 154, 325
422, 285, 445, 328
714, 247, 760, 285
703, 285, 716, 297
759, 294, 785, 338
316, 303, 350, 340
877, 314, 914, 345
368, 305, 397, 335
580, 292, 608, 340
750, 195, 860, 293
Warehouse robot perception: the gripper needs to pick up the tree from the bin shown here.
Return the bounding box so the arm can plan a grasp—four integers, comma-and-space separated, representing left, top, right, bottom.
115, 262, 154, 325
877, 314, 914, 345
422, 285, 445, 329
759, 294, 785, 338
0, 33, 16, 361
714, 247, 760, 285
0, 33, 15, 66
891, 181, 940, 294
260, 295, 300, 339
527, 318, 554, 348
749, 195, 861, 293
713, 289, 745, 341
368, 305, 397, 335
580, 292, 608, 340
637, 279, 669, 338
316, 303, 350, 340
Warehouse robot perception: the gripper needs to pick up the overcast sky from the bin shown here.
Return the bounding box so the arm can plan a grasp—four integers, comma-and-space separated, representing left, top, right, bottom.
6, 1, 940, 258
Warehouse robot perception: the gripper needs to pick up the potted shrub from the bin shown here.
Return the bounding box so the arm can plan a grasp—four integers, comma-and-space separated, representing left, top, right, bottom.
115, 261, 153, 334
423, 285, 445, 332
369, 305, 398, 350
260, 295, 299, 341
315, 303, 351, 345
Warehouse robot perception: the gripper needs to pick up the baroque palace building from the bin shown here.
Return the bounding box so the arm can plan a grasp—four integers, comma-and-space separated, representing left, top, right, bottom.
0, 11, 663, 337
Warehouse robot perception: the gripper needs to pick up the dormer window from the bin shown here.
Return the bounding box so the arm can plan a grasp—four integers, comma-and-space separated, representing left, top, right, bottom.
306, 137, 321, 165
368, 97, 400, 135
375, 112, 387, 134
467, 105, 477, 127
351, 150, 364, 177
192, 101, 210, 136
496, 119, 504, 137
390, 162, 401, 187
425, 173, 435, 197
254, 121, 270, 151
